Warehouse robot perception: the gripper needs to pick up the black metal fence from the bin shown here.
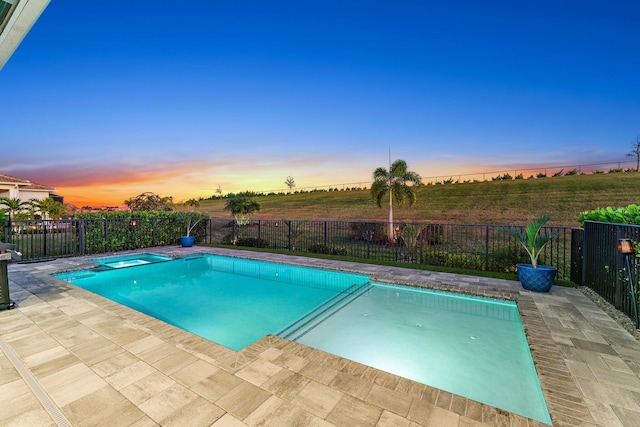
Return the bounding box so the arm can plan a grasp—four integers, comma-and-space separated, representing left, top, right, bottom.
1, 218, 206, 259
583, 220, 640, 325
2, 218, 579, 282
212, 219, 578, 281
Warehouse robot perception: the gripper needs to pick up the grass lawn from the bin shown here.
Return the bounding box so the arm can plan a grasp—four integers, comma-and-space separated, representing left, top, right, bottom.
193, 172, 640, 226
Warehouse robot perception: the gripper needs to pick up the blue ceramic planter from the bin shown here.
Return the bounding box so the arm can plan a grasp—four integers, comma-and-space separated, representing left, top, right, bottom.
179, 236, 195, 247
516, 264, 557, 292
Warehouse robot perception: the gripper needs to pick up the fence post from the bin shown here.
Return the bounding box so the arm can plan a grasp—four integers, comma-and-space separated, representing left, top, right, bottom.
570, 228, 584, 285
323, 221, 327, 248
104, 219, 109, 253
5, 218, 11, 244
79, 220, 86, 256
258, 220, 261, 243
43, 221, 48, 257
366, 222, 371, 258
615, 226, 625, 308
485, 225, 490, 271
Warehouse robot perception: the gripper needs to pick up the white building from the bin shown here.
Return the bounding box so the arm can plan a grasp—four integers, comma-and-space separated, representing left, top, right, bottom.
0, 0, 50, 70
0, 173, 59, 203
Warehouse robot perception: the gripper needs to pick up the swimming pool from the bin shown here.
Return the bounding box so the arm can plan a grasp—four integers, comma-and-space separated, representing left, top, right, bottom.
54, 253, 551, 424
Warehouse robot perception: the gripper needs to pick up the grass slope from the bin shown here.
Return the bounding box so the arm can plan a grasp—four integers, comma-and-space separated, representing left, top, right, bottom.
197, 172, 640, 226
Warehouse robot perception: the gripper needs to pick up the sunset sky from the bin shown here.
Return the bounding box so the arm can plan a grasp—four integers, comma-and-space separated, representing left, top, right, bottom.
3, 1, 639, 207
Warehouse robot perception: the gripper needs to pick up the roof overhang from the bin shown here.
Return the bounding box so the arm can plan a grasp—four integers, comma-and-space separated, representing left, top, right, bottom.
0, 0, 50, 70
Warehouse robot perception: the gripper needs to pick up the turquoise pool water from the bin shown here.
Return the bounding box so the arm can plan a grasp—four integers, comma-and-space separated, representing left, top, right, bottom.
55, 254, 550, 424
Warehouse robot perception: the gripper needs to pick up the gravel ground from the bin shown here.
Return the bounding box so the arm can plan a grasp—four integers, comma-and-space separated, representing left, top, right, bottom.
580, 286, 640, 340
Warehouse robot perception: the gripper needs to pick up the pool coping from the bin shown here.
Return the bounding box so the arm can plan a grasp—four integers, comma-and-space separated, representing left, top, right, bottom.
1, 246, 639, 426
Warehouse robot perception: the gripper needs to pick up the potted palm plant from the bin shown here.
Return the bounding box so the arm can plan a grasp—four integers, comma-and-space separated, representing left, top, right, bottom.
176, 211, 206, 247
500, 214, 558, 292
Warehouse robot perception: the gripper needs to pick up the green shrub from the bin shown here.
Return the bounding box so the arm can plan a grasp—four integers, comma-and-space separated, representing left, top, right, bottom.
608, 168, 623, 173
349, 222, 386, 240
221, 233, 269, 248
487, 246, 529, 272
536, 172, 547, 178
308, 243, 348, 256
564, 169, 578, 176
419, 224, 444, 245
422, 251, 484, 270
552, 169, 564, 177
492, 173, 512, 181
579, 204, 640, 225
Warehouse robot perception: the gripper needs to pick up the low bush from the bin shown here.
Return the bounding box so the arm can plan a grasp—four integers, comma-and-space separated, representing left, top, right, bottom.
418, 224, 444, 245
308, 243, 348, 256
349, 222, 386, 241
221, 233, 269, 247
422, 251, 484, 270
486, 246, 529, 272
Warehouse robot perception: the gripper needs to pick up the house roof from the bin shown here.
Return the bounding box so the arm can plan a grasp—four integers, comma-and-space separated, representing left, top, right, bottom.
0, 0, 51, 70
0, 173, 55, 191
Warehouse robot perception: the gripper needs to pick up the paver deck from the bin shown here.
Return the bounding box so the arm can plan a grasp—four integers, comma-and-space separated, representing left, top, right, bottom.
1, 247, 639, 426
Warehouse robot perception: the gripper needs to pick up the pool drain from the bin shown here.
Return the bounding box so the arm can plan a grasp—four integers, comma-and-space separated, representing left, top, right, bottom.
0, 337, 72, 427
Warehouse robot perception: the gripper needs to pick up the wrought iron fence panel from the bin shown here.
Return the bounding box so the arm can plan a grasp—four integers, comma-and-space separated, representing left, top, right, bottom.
209, 219, 576, 280
1, 219, 79, 259
583, 221, 640, 323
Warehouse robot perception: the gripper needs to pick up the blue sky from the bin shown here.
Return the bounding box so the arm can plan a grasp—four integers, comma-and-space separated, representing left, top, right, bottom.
3, 1, 639, 206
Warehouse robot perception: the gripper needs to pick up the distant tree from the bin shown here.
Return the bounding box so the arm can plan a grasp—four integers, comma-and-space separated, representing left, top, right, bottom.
215, 184, 222, 198
224, 194, 260, 225
31, 198, 68, 219
123, 192, 174, 211
626, 136, 640, 171
183, 198, 200, 209
285, 176, 296, 193
370, 159, 422, 240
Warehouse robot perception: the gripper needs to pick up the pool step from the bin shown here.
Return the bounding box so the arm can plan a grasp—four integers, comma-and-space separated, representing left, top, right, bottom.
277, 281, 373, 342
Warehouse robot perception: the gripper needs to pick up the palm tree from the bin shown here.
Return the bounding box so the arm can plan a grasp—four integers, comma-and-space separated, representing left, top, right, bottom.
370, 159, 422, 240
0, 197, 31, 220
31, 198, 67, 219
183, 198, 201, 209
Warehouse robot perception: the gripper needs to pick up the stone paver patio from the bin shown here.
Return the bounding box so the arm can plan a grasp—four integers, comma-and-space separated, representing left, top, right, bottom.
1, 246, 639, 426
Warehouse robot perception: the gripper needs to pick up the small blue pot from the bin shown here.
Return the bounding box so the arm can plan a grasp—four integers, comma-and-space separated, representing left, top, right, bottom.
516, 264, 557, 292
179, 236, 195, 247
